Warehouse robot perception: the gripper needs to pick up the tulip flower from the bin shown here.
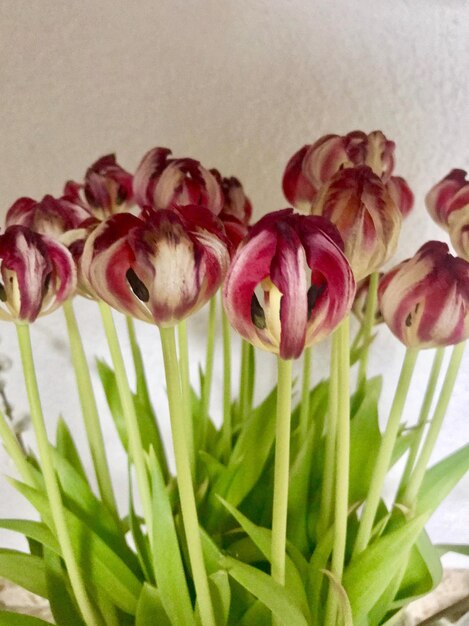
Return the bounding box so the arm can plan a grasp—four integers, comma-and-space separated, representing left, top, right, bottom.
0, 225, 76, 323
378, 241, 469, 348
133, 147, 223, 215
386, 176, 414, 218
64, 153, 133, 220
352, 274, 384, 325
209, 170, 252, 249
81, 206, 230, 326
223, 209, 355, 360
311, 165, 402, 280
5, 194, 91, 238
282, 130, 396, 210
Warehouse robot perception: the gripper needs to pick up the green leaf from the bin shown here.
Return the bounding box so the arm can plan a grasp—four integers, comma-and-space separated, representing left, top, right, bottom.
219, 498, 310, 621
135, 584, 172, 626
44, 547, 86, 626
395, 530, 443, 605
222, 556, 308, 626
0, 520, 59, 554
128, 470, 154, 584
148, 448, 194, 626
321, 569, 353, 626
55, 417, 88, 484
0, 549, 47, 598
308, 525, 334, 622
8, 478, 142, 614
0, 614, 53, 626
416, 444, 469, 516
343, 515, 428, 624
239, 600, 271, 625
349, 377, 382, 504
195, 571, 231, 626
437, 543, 469, 557
96, 358, 129, 452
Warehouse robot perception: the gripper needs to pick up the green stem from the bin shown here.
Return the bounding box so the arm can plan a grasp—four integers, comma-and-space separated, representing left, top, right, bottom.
325, 318, 351, 625
398, 347, 445, 495
238, 339, 251, 420
178, 320, 195, 479
317, 338, 339, 538
298, 347, 312, 441
126, 316, 151, 407
221, 296, 232, 462
99, 304, 154, 553
16, 323, 102, 626
200, 297, 217, 440
0, 408, 36, 486
271, 357, 293, 588
63, 300, 118, 520
402, 342, 465, 509
357, 272, 379, 386
353, 348, 419, 558
159, 326, 216, 626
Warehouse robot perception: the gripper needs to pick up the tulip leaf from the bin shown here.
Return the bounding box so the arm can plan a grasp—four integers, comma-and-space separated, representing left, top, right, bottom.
321, 569, 353, 626
8, 478, 142, 614
222, 556, 308, 626
239, 601, 271, 625
0, 519, 59, 554
55, 417, 88, 484
128, 470, 154, 584
44, 547, 86, 626
195, 571, 231, 626
0, 549, 47, 598
96, 358, 129, 451
148, 448, 195, 626
0, 614, 53, 626
135, 583, 172, 626
343, 514, 427, 624
436, 543, 469, 557
219, 498, 310, 621
416, 443, 469, 516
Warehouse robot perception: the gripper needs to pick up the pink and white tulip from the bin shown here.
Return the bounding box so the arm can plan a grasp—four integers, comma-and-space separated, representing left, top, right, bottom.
133, 148, 223, 215
386, 176, 414, 218
378, 241, 469, 348
0, 226, 76, 323
312, 166, 402, 280
223, 209, 355, 360
81, 206, 230, 326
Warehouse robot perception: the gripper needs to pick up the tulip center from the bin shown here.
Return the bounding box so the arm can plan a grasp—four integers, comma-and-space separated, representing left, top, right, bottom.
126, 268, 150, 303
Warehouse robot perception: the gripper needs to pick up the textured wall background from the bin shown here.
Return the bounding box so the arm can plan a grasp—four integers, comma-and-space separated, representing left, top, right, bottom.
0, 0, 468, 566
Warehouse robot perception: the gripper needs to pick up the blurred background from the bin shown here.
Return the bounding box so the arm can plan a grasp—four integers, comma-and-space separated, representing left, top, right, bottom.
0, 0, 468, 566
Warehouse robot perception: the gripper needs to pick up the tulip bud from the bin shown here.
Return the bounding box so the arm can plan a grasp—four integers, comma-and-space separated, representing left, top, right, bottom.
352, 274, 384, 325
211, 171, 252, 225
448, 206, 469, 262
81, 206, 230, 326
312, 166, 402, 280
0, 226, 76, 323
425, 169, 468, 228
223, 209, 355, 360
133, 147, 223, 215
6, 194, 91, 238
378, 241, 469, 348
386, 176, 414, 218
282, 130, 396, 210
64, 154, 133, 220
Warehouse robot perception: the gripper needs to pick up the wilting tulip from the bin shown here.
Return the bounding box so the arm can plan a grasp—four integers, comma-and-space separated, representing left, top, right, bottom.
211, 171, 252, 225
386, 176, 414, 218
425, 169, 468, 228
64, 154, 133, 220
311, 166, 402, 280
352, 274, 384, 325
6, 194, 91, 238
223, 209, 355, 360
81, 206, 230, 326
0, 226, 76, 323
448, 209, 469, 262
283, 130, 396, 210
133, 147, 223, 215
378, 241, 469, 348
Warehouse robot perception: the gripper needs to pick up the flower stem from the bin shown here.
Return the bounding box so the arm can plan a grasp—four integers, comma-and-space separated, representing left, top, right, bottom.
402, 342, 465, 509
298, 347, 312, 441
63, 300, 118, 521
353, 347, 419, 558
357, 271, 379, 386
317, 338, 339, 538
99, 303, 154, 553
159, 326, 216, 626
398, 347, 445, 495
178, 320, 195, 479
324, 317, 351, 625
221, 294, 232, 461
200, 297, 217, 443
16, 323, 103, 626
271, 356, 293, 589
238, 339, 251, 419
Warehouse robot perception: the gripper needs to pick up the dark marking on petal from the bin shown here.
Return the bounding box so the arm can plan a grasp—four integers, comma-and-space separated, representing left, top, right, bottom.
43, 272, 52, 295
251, 293, 266, 329
0, 283, 6, 302
307, 283, 326, 318
126, 268, 150, 302
116, 187, 127, 205
405, 313, 412, 327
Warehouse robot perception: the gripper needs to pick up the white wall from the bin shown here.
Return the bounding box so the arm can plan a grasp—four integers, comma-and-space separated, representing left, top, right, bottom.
0, 0, 468, 566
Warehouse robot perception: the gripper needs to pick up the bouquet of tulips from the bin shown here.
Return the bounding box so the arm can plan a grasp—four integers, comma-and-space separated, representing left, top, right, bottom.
0, 131, 467, 626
